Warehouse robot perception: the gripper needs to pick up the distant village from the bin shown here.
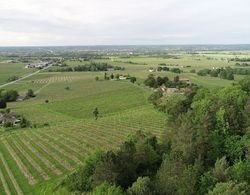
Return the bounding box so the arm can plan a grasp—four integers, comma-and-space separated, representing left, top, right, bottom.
25, 61, 55, 69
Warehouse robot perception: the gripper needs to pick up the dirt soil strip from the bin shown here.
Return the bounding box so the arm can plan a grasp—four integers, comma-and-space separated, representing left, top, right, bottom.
0, 165, 11, 195
18, 138, 61, 176
3, 141, 37, 185
41, 132, 85, 155
13, 141, 50, 180
26, 135, 72, 170
0, 151, 23, 195
32, 133, 82, 164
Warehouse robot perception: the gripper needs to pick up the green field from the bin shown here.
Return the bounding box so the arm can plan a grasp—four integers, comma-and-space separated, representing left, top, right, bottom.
0, 51, 250, 194
0, 62, 35, 85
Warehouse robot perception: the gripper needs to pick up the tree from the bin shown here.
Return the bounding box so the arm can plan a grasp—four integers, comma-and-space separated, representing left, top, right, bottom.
104, 73, 108, 80
239, 77, 250, 94
173, 75, 179, 82
0, 90, 19, 102
0, 98, 6, 109
127, 177, 153, 195
130, 77, 136, 83
26, 89, 35, 98
208, 181, 249, 195
144, 74, 156, 88
115, 74, 120, 80
19, 116, 30, 128
93, 107, 99, 120
91, 182, 124, 195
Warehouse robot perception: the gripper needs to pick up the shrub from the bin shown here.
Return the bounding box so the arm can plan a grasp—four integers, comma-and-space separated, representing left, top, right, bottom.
0, 98, 7, 109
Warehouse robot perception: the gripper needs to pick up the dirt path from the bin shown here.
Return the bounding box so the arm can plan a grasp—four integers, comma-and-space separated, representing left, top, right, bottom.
0, 65, 52, 89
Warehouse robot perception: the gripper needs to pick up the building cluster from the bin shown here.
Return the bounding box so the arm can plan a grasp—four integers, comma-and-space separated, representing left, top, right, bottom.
25, 61, 53, 69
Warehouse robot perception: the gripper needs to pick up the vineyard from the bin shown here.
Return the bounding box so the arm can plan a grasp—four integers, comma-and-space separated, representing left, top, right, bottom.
0, 76, 166, 194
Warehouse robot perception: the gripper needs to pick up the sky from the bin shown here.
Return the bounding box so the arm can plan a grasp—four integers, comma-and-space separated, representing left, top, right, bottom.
0, 0, 249, 46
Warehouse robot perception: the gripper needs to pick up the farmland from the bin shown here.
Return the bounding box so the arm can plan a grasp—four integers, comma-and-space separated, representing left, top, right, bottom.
0, 47, 250, 194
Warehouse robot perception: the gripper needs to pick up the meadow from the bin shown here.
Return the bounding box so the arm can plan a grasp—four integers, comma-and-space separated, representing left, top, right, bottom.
0, 50, 250, 194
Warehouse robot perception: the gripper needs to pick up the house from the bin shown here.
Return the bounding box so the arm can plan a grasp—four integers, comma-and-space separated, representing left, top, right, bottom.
0, 113, 19, 126
166, 88, 179, 94
179, 78, 192, 84
17, 95, 26, 101
119, 76, 127, 80
160, 84, 167, 92
25, 61, 52, 69
149, 68, 155, 72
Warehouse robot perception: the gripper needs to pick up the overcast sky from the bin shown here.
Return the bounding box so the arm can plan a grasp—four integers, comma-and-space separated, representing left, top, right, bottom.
0, 0, 249, 46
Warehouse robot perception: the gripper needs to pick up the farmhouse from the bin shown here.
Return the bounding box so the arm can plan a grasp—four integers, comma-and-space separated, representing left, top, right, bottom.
149, 68, 155, 72
119, 76, 127, 80
160, 84, 167, 92
0, 113, 19, 126
179, 78, 192, 84
166, 88, 179, 94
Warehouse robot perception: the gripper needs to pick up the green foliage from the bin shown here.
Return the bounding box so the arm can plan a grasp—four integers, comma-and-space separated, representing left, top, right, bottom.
19, 116, 30, 128
91, 182, 124, 195
239, 77, 250, 94
7, 75, 19, 82
0, 89, 19, 102
93, 107, 99, 120
144, 74, 156, 88
26, 89, 35, 98
61, 149, 102, 192
0, 98, 7, 108
230, 160, 250, 184
130, 77, 136, 83
208, 181, 249, 195
63, 132, 161, 193
127, 177, 153, 195
3, 121, 13, 128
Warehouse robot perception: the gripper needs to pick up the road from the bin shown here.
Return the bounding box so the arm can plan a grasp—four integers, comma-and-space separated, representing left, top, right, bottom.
0, 65, 52, 89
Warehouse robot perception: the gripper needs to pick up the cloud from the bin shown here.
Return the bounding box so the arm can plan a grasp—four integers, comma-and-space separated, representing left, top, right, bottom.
0, 0, 249, 46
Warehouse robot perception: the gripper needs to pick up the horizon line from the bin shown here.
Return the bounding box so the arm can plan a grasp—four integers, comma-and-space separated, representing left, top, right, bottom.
1, 43, 250, 48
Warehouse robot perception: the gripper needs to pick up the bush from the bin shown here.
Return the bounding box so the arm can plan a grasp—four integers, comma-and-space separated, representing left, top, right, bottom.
19, 116, 30, 128
0, 98, 7, 109
0, 89, 19, 102
26, 89, 35, 98
3, 121, 13, 128
130, 77, 136, 83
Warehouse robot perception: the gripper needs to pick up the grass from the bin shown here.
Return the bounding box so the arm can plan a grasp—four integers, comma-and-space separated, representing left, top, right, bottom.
0, 51, 250, 194
0, 62, 34, 85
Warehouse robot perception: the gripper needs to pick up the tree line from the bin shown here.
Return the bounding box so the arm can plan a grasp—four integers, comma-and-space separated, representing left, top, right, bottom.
48, 62, 125, 72
144, 74, 191, 89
